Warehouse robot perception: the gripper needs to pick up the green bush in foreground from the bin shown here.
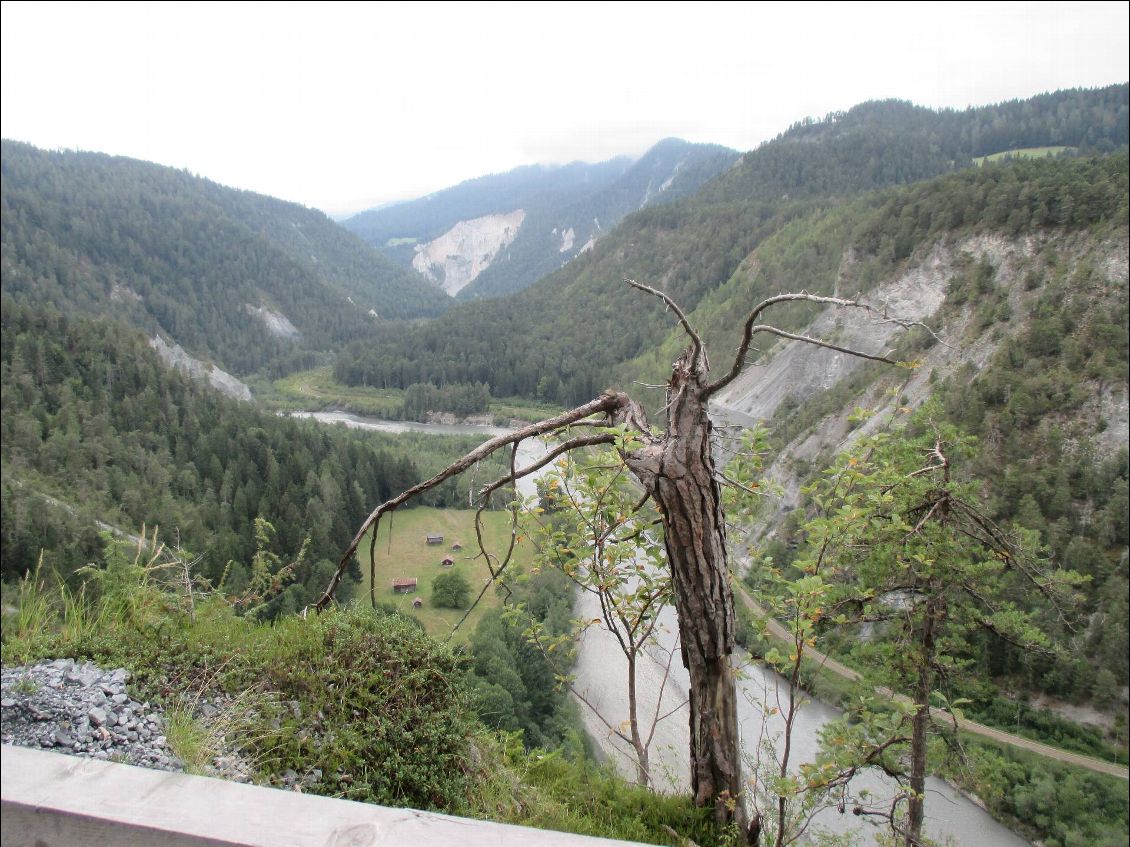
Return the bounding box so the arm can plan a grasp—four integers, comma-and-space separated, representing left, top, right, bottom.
2, 563, 473, 809
1, 553, 731, 845
469, 735, 723, 845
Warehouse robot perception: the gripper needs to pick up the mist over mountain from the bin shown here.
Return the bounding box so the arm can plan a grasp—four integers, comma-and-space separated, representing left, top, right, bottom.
341, 138, 738, 299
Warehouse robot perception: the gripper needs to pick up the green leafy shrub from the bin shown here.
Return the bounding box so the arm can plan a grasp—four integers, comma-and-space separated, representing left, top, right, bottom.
962, 741, 1129, 847
2, 553, 474, 812
432, 571, 471, 609
254, 607, 473, 808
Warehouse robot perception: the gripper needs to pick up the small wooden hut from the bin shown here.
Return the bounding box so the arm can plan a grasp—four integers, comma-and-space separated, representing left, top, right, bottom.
392, 577, 418, 594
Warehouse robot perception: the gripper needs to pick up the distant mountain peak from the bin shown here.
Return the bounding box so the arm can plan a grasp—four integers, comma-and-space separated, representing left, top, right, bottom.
342, 138, 739, 300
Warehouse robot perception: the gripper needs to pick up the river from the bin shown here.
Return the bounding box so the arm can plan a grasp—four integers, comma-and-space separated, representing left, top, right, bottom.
299, 410, 1032, 846
572, 596, 1032, 846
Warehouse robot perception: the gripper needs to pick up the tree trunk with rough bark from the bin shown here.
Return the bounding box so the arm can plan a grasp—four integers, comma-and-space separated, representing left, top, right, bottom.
612, 347, 745, 829
905, 590, 941, 847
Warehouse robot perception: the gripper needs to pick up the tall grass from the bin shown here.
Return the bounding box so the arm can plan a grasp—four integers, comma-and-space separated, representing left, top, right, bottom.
1, 531, 738, 846
5, 555, 54, 648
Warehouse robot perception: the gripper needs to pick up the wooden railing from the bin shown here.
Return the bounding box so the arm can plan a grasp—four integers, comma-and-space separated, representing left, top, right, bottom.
1, 745, 652, 847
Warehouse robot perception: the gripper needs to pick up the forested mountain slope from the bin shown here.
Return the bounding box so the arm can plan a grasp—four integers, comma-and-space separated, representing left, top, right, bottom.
0, 299, 506, 616
333, 86, 1128, 406
701, 86, 1128, 205
0, 141, 449, 377
456, 139, 738, 299
341, 139, 737, 300
665, 154, 1129, 712
621, 153, 1129, 394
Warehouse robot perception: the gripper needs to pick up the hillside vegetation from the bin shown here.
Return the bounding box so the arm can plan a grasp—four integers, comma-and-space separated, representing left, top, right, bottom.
333, 86, 1128, 407
739, 205, 1130, 713
621, 151, 1129, 395
701, 86, 1127, 205
0, 299, 517, 614
1, 556, 723, 846
0, 141, 449, 377
641, 151, 1129, 772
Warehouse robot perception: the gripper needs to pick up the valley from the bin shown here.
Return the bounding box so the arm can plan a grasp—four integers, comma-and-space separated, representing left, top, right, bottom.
3, 82, 1128, 847
260, 366, 560, 424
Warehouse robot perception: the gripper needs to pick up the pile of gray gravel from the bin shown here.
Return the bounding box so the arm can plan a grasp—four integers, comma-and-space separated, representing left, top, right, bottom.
1, 658, 183, 772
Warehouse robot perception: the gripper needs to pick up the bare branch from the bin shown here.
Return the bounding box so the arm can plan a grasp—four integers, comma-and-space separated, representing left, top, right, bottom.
312, 392, 625, 612
645, 634, 686, 751
559, 417, 618, 432
625, 277, 705, 370
607, 518, 663, 546
449, 446, 524, 640
958, 580, 1056, 656
452, 435, 644, 639
705, 293, 909, 399
476, 433, 618, 505
717, 470, 766, 498
516, 603, 636, 747
751, 324, 900, 365
906, 463, 948, 479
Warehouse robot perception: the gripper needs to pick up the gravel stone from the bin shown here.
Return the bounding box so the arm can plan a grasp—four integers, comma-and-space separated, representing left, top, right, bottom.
2, 660, 181, 773
3, 660, 259, 784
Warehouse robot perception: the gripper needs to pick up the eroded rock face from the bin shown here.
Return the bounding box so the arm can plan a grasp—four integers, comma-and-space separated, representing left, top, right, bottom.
711, 231, 1130, 550
245, 305, 301, 340
150, 336, 253, 402
412, 210, 526, 295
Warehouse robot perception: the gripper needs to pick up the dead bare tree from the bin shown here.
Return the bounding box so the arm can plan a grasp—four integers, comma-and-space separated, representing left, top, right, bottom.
314, 280, 908, 836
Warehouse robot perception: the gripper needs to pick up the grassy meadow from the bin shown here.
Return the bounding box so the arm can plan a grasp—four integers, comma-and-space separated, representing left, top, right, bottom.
254, 365, 561, 424
256, 366, 403, 417
360, 506, 536, 640
973, 145, 1075, 165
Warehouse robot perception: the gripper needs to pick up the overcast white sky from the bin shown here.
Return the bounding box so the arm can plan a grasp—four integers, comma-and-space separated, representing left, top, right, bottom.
2, 1, 1127, 217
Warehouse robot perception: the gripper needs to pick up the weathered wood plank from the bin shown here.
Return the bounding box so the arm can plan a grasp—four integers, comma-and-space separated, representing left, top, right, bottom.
1, 745, 654, 847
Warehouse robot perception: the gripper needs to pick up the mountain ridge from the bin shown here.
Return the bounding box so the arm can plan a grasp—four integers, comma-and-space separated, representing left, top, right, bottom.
0, 140, 450, 377
341, 138, 739, 300
331, 85, 1128, 405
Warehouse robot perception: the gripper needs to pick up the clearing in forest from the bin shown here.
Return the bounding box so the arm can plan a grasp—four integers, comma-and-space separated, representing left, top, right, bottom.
361, 506, 534, 639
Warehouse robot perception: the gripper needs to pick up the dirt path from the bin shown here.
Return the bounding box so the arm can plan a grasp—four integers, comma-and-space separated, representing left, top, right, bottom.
733, 582, 1130, 780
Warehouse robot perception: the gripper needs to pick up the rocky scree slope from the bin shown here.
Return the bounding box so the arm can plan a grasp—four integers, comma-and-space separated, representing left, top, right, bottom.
1, 659, 263, 783
2, 659, 181, 771
713, 229, 1129, 546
